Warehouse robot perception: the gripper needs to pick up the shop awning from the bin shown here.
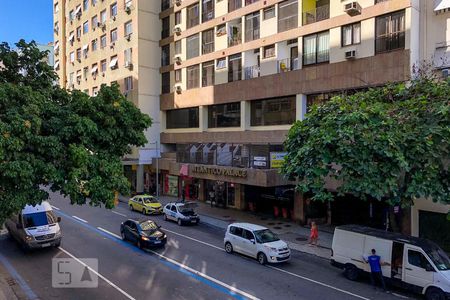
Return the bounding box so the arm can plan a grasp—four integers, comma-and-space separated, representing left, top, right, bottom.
68, 33, 74, 42
109, 57, 118, 68
54, 61, 60, 70
435, 0, 450, 12
54, 42, 59, 51
91, 65, 98, 74
75, 6, 82, 15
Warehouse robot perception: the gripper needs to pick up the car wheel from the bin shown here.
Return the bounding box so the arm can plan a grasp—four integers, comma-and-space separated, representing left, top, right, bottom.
142, 208, 146, 215
257, 252, 267, 265
163, 214, 168, 221
54, 241, 61, 248
121, 231, 126, 241
177, 219, 182, 226
225, 242, 233, 254
344, 264, 359, 281
426, 287, 446, 300
129, 205, 133, 211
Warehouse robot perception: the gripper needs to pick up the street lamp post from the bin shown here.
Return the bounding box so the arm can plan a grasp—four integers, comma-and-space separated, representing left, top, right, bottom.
144, 141, 160, 199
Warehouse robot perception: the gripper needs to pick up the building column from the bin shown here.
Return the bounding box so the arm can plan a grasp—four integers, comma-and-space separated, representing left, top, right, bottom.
296, 94, 307, 121
199, 105, 208, 132
241, 100, 250, 130
293, 191, 305, 224
136, 164, 144, 193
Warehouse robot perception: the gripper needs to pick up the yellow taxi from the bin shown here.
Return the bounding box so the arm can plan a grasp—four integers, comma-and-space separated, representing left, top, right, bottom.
128, 195, 163, 215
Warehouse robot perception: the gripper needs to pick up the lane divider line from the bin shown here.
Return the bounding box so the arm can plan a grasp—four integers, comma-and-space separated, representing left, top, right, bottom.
55, 210, 256, 300
162, 228, 224, 251
97, 227, 121, 239
58, 247, 135, 300
111, 211, 127, 217
51, 205, 60, 211
71, 216, 88, 223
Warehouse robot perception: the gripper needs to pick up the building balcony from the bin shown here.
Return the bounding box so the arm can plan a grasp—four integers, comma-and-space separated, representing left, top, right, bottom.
302, 5, 330, 25
244, 65, 260, 79
277, 58, 299, 73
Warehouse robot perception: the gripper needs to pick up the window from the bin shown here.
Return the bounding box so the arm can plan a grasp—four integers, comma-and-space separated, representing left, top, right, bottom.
186, 33, 200, 59
228, 18, 242, 47
110, 2, 118, 18
82, 44, 89, 57
162, 17, 170, 39
187, 65, 200, 89
125, 21, 133, 35
100, 9, 107, 23
202, 0, 215, 22
54, 21, 59, 35
92, 0, 98, 6
124, 48, 132, 64
166, 108, 200, 129
278, 0, 298, 32
161, 0, 170, 11
110, 55, 118, 69
187, 3, 199, 29
110, 28, 118, 43
251, 96, 296, 126
54, 2, 59, 13
69, 72, 74, 85
303, 31, 329, 65
175, 40, 181, 55
263, 6, 275, 20
125, 76, 133, 91
92, 15, 98, 30
76, 26, 82, 38
202, 60, 215, 87
216, 24, 226, 36
162, 72, 170, 94
228, 53, 242, 82
83, 67, 89, 79
75, 5, 82, 17
91, 63, 98, 76
243, 230, 254, 240
375, 10, 405, 54
230, 226, 243, 236
208, 102, 240, 128
92, 39, 98, 51
245, 12, 260, 42
69, 10, 75, 21
161, 45, 170, 66
263, 44, 275, 58
202, 29, 214, 54
342, 23, 361, 46
70, 51, 75, 63
101, 59, 107, 72
175, 11, 181, 25
76, 48, 82, 60
83, 0, 89, 11
100, 34, 107, 48
216, 58, 226, 69
228, 0, 242, 12
92, 86, 98, 96
408, 250, 432, 269
83, 21, 89, 34
175, 69, 182, 83
125, 0, 133, 9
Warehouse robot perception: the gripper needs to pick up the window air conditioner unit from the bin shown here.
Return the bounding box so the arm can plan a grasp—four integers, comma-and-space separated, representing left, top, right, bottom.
110, 43, 115, 49
173, 25, 182, 35
98, 22, 106, 30
345, 50, 356, 59
442, 68, 449, 78
125, 33, 132, 41
344, 2, 362, 16
125, 5, 134, 14
174, 83, 182, 93
77, 58, 81, 62
173, 54, 182, 64
173, 0, 182, 6
125, 61, 133, 69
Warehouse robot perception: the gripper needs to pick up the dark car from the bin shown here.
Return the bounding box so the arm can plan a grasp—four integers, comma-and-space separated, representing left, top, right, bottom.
120, 219, 167, 249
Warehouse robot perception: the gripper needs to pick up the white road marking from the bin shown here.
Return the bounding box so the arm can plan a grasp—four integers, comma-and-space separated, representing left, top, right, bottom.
111, 211, 127, 217
162, 228, 224, 251
72, 215, 88, 223
98, 227, 122, 239
51, 205, 60, 211
266, 266, 370, 300
391, 292, 410, 299
58, 247, 135, 300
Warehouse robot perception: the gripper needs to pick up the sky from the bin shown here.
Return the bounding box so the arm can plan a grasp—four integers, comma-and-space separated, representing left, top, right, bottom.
0, 0, 53, 46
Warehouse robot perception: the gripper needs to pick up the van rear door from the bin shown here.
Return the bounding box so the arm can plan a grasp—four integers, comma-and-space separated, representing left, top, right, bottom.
404, 246, 434, 289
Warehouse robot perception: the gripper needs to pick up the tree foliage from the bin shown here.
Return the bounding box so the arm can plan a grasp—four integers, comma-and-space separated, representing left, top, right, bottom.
282, 76, 449, 209
0, 40, 151, 223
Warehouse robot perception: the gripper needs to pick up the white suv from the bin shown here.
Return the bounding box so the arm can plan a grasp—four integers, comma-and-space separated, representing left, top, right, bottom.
224, 223, 290, 265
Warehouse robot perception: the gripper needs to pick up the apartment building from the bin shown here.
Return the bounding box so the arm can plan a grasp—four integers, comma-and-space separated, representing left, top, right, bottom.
155, 0, 417, 225
53, 0, 161, 192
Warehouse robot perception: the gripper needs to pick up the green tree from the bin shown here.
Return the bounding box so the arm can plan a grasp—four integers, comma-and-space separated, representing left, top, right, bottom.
282, 76, 450, 228
0, 40, 151, 223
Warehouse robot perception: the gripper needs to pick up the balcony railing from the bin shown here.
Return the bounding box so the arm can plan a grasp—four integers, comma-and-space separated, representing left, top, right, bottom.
244, 65, 260, 79
303, 50, 330, 66
277, 58, 299, 73
375, 0, 390, 3
375, 32, 405, 54
302, 5, 330, 25
228, 68, 242, 82
228, 34, 242, 47
245, 28, 260, 42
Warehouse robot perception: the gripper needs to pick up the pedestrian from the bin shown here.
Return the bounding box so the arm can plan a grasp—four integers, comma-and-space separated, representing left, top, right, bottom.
308, 222, 319, 246
209, 190, 215, 207
364, 249, 389, 292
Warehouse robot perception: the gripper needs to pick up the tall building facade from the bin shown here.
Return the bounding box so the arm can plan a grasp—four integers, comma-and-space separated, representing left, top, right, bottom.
155, 0, 418, 225
53, 0, 161, 192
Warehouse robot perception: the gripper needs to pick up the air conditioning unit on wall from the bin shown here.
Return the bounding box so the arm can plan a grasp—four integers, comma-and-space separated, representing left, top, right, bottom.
173, 83, 182, 93
345, 50, 356, 59
173, 25, 182, 35
344, 2, 362, 16
173, 54, 182, 64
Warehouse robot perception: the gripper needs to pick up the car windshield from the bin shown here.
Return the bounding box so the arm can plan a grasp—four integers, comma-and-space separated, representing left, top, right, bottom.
139, 221, 158, 231
22, 211, 57, 228
427, 247, 450, 271
143, 197, 157, 204
254, 229, 280, 244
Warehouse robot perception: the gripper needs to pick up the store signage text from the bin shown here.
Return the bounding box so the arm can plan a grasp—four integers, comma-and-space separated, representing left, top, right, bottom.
192, 165, 247, 178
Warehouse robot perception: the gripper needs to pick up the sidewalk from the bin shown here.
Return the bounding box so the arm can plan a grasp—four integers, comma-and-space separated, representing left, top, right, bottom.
120, 195, 333, 259
0, 228, 23, 300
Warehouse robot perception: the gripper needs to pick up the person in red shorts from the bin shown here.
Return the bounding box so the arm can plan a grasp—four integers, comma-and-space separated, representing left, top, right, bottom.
309, 222, 319, 246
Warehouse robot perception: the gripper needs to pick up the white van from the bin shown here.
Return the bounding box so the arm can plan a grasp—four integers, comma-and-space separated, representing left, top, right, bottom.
331, 225, 450, 300
5, 201, 62, 251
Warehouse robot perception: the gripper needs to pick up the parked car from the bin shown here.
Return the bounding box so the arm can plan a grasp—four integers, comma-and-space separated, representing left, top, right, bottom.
223, 223, 290, 265
331, 225, 450, 300
120, 219, 167, 249
163, 202, 200, 226
128, 195, 162, 215
5, 201, 62, 251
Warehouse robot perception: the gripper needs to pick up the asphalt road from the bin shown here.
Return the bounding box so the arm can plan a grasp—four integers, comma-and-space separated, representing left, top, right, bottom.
0, 192, 420, 300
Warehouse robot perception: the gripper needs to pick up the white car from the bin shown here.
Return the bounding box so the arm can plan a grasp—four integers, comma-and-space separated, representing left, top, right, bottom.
163, 202, 200, 226
224, 223, 290, 265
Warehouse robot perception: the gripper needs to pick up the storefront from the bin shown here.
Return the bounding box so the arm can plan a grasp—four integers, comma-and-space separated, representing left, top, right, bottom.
244, 185, 295, 219
204, 180, 237, 208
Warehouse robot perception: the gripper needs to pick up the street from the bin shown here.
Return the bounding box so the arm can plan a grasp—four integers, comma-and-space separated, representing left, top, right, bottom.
0, 192, 419, 300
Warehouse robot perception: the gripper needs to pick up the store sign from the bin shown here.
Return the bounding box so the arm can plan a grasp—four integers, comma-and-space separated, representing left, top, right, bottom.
253, 161, 267, 167
270, 152, 287, 168
254, 156, 267, 161
192, 165, 247, 178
